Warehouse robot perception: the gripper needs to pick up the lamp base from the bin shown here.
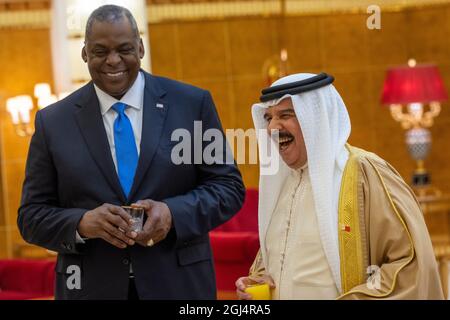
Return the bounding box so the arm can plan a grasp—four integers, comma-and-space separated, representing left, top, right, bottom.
412, 172, 430, 186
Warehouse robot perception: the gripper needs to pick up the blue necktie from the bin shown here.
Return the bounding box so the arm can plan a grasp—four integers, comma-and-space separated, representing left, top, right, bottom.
112, 102, 138, 197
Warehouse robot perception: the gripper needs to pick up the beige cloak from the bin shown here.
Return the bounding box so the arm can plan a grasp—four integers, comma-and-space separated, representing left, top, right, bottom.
249, 145, 444, 299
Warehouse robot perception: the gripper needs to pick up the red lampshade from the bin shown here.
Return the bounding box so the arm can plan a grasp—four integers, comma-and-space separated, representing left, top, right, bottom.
381, 64, 448, 105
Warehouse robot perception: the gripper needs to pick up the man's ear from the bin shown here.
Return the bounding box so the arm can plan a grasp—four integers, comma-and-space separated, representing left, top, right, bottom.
81, 46, 87, 62
138, 38, 145, 59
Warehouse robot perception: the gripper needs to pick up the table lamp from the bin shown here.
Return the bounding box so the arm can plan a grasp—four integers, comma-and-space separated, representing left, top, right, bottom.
381, 59, 447, 186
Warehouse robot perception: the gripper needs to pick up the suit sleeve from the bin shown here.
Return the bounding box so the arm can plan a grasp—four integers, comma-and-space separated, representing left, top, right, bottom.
162, 91, 246, 245
17, 111, 87, 254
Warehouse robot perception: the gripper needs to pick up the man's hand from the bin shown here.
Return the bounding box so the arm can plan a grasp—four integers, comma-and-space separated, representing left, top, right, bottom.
133, 199, 172, 247
235, 274, 275, 300
77, 203, 137, 249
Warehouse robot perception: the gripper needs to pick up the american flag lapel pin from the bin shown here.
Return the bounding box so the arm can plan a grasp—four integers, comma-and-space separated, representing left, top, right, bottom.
156, 103, 164, 109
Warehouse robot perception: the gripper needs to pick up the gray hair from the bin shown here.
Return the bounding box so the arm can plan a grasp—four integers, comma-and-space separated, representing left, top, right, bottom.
85, 4, 140, 41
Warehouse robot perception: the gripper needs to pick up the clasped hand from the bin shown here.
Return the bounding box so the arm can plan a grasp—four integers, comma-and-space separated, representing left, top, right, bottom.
77, 200, 172, 249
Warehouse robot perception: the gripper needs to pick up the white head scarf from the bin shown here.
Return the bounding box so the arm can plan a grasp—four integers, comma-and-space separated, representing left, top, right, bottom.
251, 73, 351, 292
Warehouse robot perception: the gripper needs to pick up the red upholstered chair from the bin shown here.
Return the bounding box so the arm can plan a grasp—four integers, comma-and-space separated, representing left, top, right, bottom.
0, 259, 55, 300
210, 188, 260, 299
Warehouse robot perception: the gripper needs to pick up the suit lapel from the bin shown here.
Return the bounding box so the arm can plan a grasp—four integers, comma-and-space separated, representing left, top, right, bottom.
128, 72, 168, 201
74, 83, 127, 203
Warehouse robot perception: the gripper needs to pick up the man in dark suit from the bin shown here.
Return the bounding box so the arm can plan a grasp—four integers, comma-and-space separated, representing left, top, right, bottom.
18, 4, 245, 300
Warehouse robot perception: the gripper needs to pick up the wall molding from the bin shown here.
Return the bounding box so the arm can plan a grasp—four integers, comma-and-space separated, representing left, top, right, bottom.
0, 9, 48, 28
1, 0, 450, 28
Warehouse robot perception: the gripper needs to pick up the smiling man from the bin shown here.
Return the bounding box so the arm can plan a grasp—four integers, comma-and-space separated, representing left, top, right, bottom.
18, 5, 245, 299
236, 73, 443, 300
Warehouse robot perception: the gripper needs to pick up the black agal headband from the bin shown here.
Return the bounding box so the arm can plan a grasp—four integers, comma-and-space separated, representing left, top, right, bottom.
259, 73, 334, 102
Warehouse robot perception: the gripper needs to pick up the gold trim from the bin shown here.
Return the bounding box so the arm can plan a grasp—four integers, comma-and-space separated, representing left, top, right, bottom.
287, 0, 450, 14
415, 159, 427, 174
147, 0, 450, 22
2, 0, 450, 28
71, 78, 90, 84
338, 146, 365, 293
67, 30, 145, 40
147, 0, 280, 23
338, 155, 416, 299
0, 8, 48, 29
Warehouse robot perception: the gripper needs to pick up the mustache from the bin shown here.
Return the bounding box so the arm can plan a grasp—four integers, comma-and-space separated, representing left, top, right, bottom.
277, 131, 294, 140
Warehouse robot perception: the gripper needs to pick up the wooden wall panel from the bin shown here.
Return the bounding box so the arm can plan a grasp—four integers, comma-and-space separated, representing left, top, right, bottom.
227, 18, 277, 78
0, 28, 52, 258
367, 12, 409, 67
148, 23, 180, 80
178, 21, 228, 79
334, 71, 376, 152
0, 228, 8, 258
321, 14, 370, 71
150, 6, 450, 190
406, 7, 450, 64
284, 16, 322, 72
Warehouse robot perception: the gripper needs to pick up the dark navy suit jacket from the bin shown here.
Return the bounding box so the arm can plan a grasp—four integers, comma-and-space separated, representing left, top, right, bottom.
18, 71, 245, 299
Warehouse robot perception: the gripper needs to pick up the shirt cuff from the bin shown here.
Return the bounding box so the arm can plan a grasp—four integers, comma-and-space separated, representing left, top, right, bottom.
75, 230, 87, 244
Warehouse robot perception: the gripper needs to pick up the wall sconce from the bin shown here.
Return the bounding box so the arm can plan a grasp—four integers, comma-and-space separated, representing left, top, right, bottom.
6, 95, 34, 137
381, 59, 448, 187
34, 83, 57, 110
262, 48, 289, 86
6, 83, 67, 137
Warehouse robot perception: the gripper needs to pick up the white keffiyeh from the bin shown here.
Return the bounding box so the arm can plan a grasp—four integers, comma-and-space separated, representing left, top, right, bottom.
251, 73, 351, 293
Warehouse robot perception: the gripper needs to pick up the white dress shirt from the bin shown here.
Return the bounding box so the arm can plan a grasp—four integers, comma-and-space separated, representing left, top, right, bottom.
94, 71, 145, 167
76, 71, 145, 245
